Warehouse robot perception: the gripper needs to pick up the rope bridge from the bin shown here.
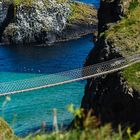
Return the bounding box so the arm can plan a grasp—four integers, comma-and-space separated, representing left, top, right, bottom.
0, 54, 140, 97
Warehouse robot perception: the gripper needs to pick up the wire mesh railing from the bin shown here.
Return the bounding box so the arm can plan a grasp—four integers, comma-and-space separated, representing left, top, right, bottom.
0, 54, 140, 96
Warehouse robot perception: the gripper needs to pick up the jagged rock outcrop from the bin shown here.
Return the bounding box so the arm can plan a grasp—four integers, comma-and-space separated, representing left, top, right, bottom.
0, 0, 97, 45
4, 0, 70, 45
81, 0, 140, 131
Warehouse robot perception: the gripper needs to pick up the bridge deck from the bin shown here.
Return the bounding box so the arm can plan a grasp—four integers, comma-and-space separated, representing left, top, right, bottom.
0, 54, 140, 96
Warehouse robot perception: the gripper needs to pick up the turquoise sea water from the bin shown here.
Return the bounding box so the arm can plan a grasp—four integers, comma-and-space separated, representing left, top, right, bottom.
78, 0, 100, 7
0, 34, 94, 136
0, 0, 99, 136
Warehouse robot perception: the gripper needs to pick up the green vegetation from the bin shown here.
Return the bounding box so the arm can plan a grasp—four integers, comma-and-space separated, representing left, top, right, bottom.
2, 0, 69, 6
2, 0, 33, 6
123, 63, 140, 92
2, 0, 97, 25
0, 118, 16, 139
0, 104, 140, 140
68, 2, 97, 23
100, 1, 140, 92
13, 0, 33, 6
129, 0, 139, 11
104, 4, 140, 56
56, 0, 69, 4
1, 116, 140, 140
1, 0, 140, 139
20, 127, 140, 140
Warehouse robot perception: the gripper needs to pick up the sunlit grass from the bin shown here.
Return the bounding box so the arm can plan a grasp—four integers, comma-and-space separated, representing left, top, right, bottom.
68, 2, 97, 23
103, 2, 140, 56
123, 62, 140, 92
99, 1, 140, 92
56, 0, 69, 4
2, 0, 69, 6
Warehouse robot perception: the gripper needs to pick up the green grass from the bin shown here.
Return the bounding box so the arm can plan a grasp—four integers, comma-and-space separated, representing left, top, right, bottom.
0, 118, 16, 139
2, 0, 97, 25
1, 0, 33, 6
2, 0, 69, 6
100, 2, 140, 92
21, 128, 140, 140
123, 63, 140, 92
68, 2, 97, 23
20, 125, 123, 140
129, 0, 139, 11
103, 4, 140, 56
1, 116, 140, 140
56, 0, 69, 4
0, 104, 140, 140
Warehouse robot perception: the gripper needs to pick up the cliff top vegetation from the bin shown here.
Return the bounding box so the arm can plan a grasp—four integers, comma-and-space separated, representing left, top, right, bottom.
68, 2, 97, 23
101, 0, 140, 92
104, 0, 140, 56
0, 0, 97, 23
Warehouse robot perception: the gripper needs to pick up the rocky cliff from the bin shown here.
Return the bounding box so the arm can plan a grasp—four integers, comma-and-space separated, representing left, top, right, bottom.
0, 0, 97, 45
81, 0, 140, 131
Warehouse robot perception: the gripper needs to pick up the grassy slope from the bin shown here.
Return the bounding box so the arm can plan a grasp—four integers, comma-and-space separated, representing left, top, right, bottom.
104, 3, 140, 56
103, 1, 140, 92
68, 2, 97, 24
123, 63, 140, 92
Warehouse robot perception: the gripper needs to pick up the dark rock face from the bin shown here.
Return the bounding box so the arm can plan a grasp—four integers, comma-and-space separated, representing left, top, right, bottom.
98, 0, 131, 34
81, 0, 140, 130
98, 0, 122, 33
0, 4, 14, 42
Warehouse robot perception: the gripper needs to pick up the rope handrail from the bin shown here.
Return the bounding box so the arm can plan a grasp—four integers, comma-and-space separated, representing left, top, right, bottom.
0, 54, 140, 97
